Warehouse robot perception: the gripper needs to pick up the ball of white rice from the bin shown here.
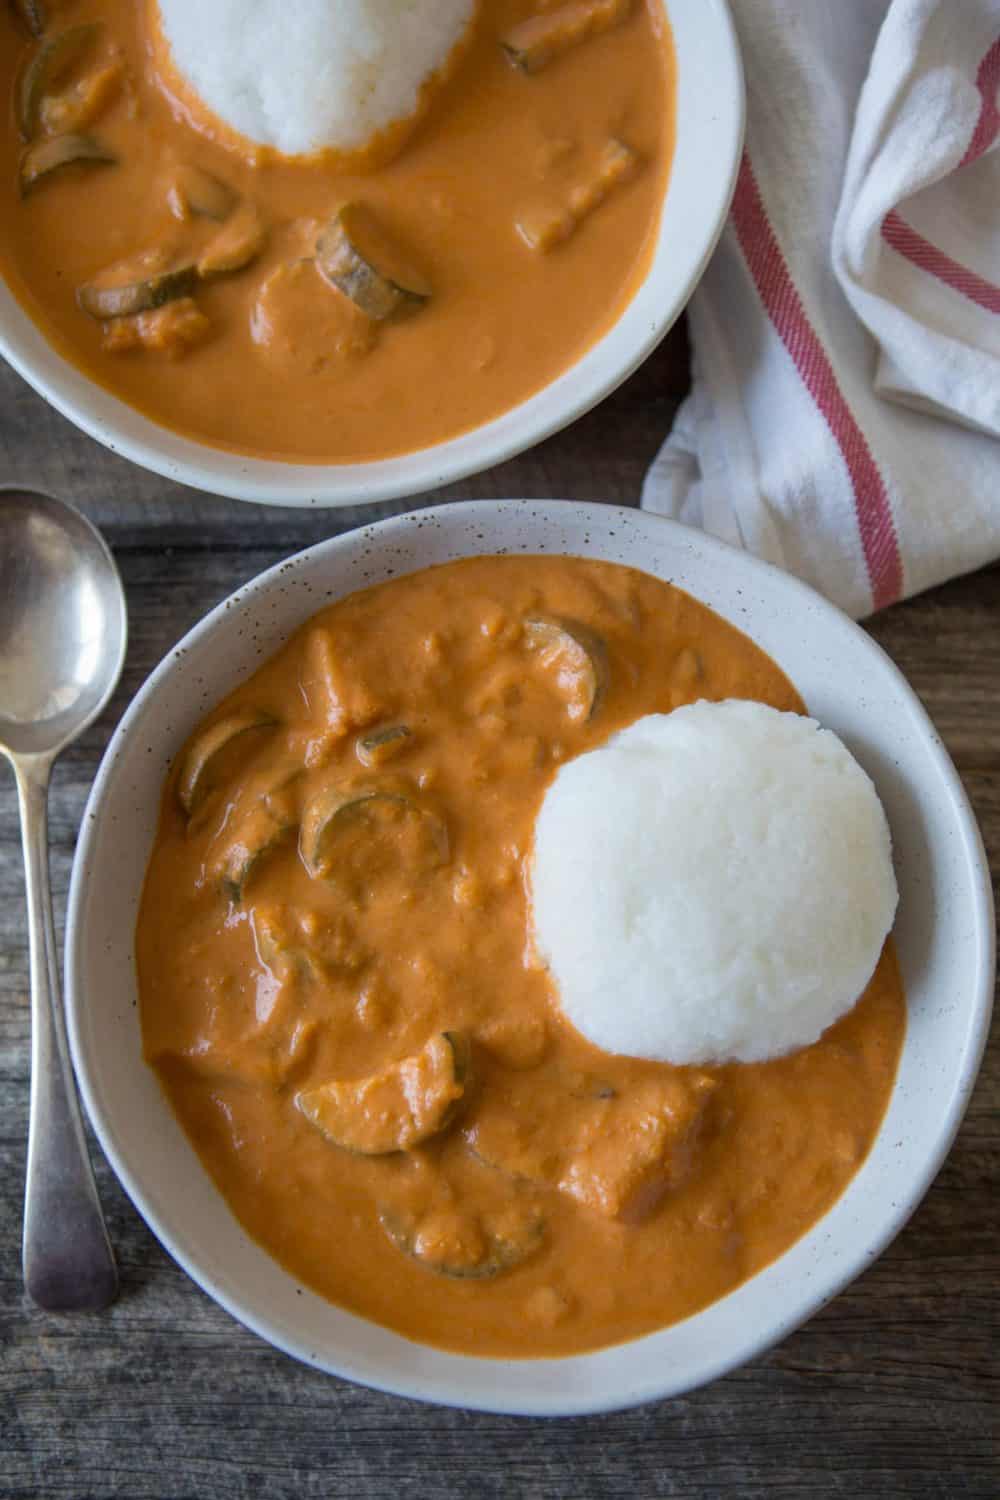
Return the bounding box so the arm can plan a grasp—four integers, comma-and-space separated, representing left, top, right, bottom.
530, 702, 898, 1065
155, 0, 475, 156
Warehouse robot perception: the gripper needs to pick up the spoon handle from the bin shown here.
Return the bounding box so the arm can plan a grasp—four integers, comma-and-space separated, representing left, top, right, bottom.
15, 754, 119, 1311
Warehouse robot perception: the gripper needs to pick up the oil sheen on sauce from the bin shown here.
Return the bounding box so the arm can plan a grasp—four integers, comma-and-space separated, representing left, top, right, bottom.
136, 557, 906, 1359
0, 1, 675, 462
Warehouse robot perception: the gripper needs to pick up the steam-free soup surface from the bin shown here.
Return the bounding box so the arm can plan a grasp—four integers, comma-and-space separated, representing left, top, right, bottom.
0, 1, 674, 461
136, 556, 905, 1358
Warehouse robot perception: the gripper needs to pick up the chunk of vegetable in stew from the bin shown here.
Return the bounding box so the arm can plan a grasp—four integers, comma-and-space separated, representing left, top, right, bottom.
167, 164, 238, 223
17, 22, 99, 140
12, 0, 48, 37
296, 1032, 470, 1154
355, 724, 412, 769
19, 130, 115, 194
502, 0, 630, 74
299, 784, 449, 881
380, 1202, 545, 1280
78, 257, 198, 319
317, 203, 430, 321
523, 615, 608, 721
176, 710, 277, 816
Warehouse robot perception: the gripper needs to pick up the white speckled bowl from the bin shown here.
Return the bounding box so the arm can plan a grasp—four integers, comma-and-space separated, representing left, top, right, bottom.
66, 502, 994, 1414
0, 0, 742, 506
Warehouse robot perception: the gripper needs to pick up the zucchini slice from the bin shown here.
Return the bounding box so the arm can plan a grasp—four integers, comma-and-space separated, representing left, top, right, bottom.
297, 1032, 470, 1155
197, 200, 266, 277
220, 810, 290, 900
80, 205, 263, 323
464, 1113, 552, 1189
299, 784, 448, 881
253, 909, 294, 968
78, 257, 197, 319
379, 1203, 544, 1280
17, 23, 100, 140
176, 710, 276, 816
219, 803, 294, 902
40, 58, 122, 137
502, 0, 630, 74
317, 203, 430, 321
168, 164, 238, 223
19, 131, 116, 195
253, 909, 322, 984
356, 724, 412, 769
12, 1, 48, 37
523, 615, 608, 722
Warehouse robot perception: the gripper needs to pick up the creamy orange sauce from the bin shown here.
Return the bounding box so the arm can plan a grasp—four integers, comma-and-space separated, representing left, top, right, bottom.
136, 557, 906, 1358
0, 1, 674, 462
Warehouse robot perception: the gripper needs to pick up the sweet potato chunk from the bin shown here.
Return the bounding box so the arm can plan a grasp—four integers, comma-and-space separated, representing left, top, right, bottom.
467, 1070, 717, 1222
556, 1074, 716, 1221
502, 0, 630, 73
102, 297, 210, 357
297, 1032, 469, 1154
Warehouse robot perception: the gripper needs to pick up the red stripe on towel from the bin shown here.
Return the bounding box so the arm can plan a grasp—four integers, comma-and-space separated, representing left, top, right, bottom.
730, 153, 903, 611
961, 35, 1000, 165
882, 210, 1000, 313
881, 36, 1000, 309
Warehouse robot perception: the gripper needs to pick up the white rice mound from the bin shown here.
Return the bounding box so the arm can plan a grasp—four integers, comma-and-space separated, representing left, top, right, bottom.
530, 701, 898, 1065
155, 0, 475, 156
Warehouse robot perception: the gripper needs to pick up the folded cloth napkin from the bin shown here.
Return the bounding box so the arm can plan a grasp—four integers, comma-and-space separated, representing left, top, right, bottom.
642, 0, 1000, 618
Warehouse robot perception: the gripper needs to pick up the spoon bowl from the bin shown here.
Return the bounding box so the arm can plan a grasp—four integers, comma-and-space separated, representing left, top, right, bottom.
0, 488, 125, 1312
0, 490, 126, 757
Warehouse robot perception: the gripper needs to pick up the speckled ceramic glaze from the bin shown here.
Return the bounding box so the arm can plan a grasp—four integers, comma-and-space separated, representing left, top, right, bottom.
66, 502, 995, 1414
0, 0, 743, 506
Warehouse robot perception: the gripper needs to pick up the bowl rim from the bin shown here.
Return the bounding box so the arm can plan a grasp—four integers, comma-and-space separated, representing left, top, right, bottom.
65, 501, 996, 1415
0, 0, 745, 507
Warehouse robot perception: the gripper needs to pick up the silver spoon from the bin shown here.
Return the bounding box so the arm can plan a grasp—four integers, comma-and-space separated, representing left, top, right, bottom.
0, 489, 125, 1311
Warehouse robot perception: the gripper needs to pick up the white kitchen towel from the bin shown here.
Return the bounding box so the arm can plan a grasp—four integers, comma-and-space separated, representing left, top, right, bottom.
642, 0, 1000, 618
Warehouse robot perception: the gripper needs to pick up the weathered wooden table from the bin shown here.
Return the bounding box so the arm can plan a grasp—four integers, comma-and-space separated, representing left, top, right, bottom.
1, 330, 997, 1499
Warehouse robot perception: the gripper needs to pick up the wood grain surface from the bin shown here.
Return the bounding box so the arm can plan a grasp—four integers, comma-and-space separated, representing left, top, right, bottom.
0, 332, 997, 1500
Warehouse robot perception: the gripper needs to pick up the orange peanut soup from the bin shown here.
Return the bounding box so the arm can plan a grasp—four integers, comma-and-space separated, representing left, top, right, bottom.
136, 556, 906, 1358
0, 1, 674, 462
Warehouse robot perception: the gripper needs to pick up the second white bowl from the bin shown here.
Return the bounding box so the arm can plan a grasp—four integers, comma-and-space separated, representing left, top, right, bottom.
65, 501, 994, 1414
0, 0, 743, 506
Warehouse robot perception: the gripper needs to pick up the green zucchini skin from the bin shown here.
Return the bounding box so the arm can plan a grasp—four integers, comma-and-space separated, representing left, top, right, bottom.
78, 263, 198, 320
316, 204, 430, 321
169, 164, 238, 222
176, 711, 276, 816
220, 813, 293, 903
379, 1205, 545, 1280
17, 23, 100, 140
356, 724, 412, 768
11, 0, 48, 39
19, 131, 116, 195
524, 614, 608, 721
216, 772, 300, 901
296, 1031, 470, 1156
79, 206, 265, 324
501, 0, 631, 74
299, 784, 449, 881
253, 912, 322, 984
197, 200, 266, 277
